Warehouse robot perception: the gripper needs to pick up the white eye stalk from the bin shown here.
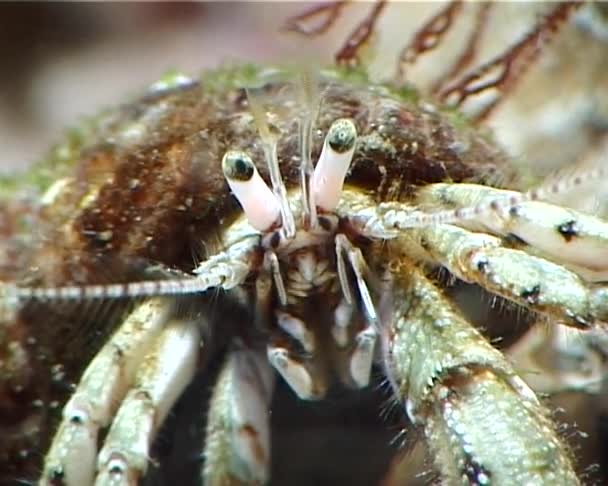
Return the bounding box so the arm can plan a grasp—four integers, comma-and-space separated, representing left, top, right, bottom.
312, 118, 357, 212
222, 150, 281, 231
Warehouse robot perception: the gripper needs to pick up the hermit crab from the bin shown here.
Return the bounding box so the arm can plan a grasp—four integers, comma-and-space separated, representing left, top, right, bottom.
1, 2, 607, 485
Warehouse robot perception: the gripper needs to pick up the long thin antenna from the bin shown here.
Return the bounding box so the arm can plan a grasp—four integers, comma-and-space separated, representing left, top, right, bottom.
357, 162, 608, 235
3, 237, 258, 303
247, 88, 296, 239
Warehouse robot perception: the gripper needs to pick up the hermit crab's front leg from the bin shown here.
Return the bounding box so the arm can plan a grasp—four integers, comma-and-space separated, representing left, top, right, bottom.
350, 174, 608, 328
40, 298, 202, 486
203, 347, 275, 486
95, 314, 201, 485
379, 264, 579, 485
416, 182, 608, 281
402, 222, 608, 328
41, 299, 172, 485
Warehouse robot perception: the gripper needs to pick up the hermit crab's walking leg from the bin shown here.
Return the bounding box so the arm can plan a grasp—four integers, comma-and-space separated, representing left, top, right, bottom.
346, 178, 608, 327
95, 316, 201, 485
416, 183, 608, 279
402, 223, 608, 328
41, 299, 174, 485
203, 347, 275, 486
379, 264, 579, 484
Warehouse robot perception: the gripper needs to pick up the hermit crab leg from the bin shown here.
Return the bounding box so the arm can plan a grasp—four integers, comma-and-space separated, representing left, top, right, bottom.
40, 299, 173, 486
416, 183, 608, 278
203, 348, 274, 486
402, 223, 608, 328
380, 264, 579, 484
95, 317, 200, 485
352, 164, 608, 273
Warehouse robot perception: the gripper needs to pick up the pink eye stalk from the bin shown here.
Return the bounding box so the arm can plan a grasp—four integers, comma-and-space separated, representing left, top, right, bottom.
312, 118, 357, 212
222, 150, 281, 232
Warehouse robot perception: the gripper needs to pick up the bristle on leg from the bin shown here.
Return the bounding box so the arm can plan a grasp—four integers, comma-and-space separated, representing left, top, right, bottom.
222, 150, 281, 231
312, 118, 357, 212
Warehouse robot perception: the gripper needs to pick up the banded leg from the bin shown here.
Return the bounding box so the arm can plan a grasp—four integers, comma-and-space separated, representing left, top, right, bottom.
203, 348, 275, 486
417, 183, 608, 279
41, 298, 173, 486
402, 223, 608, 328
348, 173, 608, 282
95, 317, 201, 485
380, 264, 579, 485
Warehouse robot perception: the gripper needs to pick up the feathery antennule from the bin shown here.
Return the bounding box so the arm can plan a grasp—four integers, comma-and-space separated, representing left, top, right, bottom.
298, 70, 321, 230
222, 151, 281, 231
312, 118, 357, 212
247, 88, 296, 239
377, 163, 608, 231
264, 251, 288, 307
335, 235, 377, 325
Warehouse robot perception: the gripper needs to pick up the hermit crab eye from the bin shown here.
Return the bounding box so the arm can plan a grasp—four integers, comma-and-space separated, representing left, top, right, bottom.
327, 119, 357, 153
222, 150, 281, 231
312, 118, 357, 212
222, 151, 255, 181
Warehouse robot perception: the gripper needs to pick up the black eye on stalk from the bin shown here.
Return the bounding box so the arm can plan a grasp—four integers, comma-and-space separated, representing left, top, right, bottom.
327, 119, 357, 154
222, 151, 255, 181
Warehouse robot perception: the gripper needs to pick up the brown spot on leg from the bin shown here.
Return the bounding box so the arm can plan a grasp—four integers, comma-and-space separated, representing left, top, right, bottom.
557, 220, 579, 242
239, 424, 267, 466
520, 284, 541, 305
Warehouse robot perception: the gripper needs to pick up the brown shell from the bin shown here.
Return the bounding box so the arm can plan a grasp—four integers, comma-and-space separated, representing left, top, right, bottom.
27, 68, 510, 283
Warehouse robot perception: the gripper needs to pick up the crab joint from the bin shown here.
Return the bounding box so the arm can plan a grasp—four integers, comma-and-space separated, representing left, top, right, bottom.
312, 118, 357, 211
222, 150, 281, 231
267, 346, 317, 400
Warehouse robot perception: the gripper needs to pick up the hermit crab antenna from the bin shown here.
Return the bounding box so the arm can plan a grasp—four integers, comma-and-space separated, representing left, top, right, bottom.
312, 118, 357, 211
222, 151, 281, 231
247, 88, 296, 238
298, 70, 321, 229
